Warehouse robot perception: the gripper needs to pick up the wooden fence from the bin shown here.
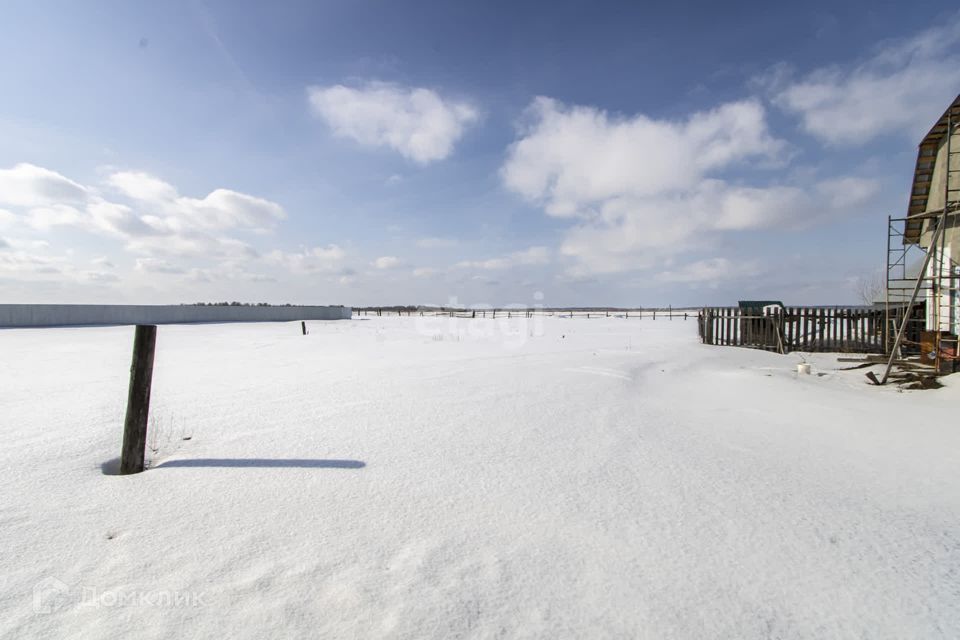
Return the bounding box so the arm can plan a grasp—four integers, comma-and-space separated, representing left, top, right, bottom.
698, 306, 901, 354
355, 308, 696, 320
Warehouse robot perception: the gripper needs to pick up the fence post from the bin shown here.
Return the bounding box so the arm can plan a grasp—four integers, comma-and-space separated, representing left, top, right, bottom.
121, 325, 157, 475
301, 321, 307, 335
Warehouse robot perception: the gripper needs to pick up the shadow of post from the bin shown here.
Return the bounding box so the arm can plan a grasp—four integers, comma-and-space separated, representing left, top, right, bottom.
101, 457, 366, 474
155, 458, 366, 469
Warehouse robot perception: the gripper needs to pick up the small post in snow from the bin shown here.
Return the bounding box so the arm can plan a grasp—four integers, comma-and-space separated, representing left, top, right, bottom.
120, 324, 157, 475
301, 321, 307, 335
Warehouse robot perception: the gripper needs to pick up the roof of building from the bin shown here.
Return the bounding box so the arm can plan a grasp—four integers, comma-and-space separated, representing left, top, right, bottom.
904, 93, 960, 244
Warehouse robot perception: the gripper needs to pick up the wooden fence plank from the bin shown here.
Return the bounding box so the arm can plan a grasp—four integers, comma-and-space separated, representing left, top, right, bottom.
698, 305, 894, 355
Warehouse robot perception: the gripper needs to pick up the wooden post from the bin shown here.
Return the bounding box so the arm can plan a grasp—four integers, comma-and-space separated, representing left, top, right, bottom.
301, 321, 307, 335
121, 325, 157, 475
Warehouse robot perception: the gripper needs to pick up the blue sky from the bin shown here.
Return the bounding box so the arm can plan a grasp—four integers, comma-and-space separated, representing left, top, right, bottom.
1, 1, 958, 307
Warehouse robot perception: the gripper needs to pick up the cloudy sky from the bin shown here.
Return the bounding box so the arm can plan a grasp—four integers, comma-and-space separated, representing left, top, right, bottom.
1, 1, 958, 307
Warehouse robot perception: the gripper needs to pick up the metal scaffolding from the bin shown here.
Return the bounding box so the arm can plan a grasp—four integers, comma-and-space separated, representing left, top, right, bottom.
880, 96, 960, 383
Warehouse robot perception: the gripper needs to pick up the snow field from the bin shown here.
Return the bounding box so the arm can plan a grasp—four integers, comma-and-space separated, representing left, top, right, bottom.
0, 316, 958, 638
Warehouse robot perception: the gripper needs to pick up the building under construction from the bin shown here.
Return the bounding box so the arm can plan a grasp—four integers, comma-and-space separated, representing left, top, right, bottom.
698, 94, 959, 384
885, 94, 960, 378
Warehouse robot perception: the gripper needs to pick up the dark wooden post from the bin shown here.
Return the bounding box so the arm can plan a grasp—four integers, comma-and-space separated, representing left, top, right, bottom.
121, 325, 157, 475
301, 321, 307, 335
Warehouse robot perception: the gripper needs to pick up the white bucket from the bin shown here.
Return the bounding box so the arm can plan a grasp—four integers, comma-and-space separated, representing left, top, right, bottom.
797, 363, 811, 375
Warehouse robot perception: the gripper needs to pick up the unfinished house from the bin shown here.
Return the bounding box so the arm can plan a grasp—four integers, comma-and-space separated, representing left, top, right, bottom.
886, 94, 960, 373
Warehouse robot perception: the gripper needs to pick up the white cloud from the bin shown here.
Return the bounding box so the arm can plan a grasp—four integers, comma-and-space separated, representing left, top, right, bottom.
0, 209, 16, 229
502, 97, 784, 218
135, 258, 185, 274
412, 267, 437, 277
186, 268, 212, 283
125, 234, 259, 259
0, 249, 66, 275
25, 204, 84, 231
554, 180, 852, 277
0, 162, 293, 284
371, 255, 401, 269
502, 96, 880, 277
0, 164, 309, 293
106, 171, 178, 201
86, 199, 157, 237
655, 258, 760, 284
415, 236, 458, 249
0, 243, 122, 287
81, 270, 120, 283
4, 238, 49, 251
815, 177, 881, 210
0, 163, 87, 208
309, 244, 346, 261
770, 16, 960, 144
307, 82, 479, 164
174, 189, 285, 232
265, 244, 346, 274
456, 246, 550, 270
103, 171, 285, 234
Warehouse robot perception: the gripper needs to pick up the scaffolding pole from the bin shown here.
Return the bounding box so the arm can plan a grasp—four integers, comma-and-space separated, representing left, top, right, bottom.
877, 105, 958, 383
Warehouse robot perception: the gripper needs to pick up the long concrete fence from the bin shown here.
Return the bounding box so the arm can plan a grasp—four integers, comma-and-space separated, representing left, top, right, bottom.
0, 304, 352, 328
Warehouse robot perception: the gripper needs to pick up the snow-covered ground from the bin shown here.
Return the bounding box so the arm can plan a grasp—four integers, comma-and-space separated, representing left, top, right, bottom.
1, 316, 958, 638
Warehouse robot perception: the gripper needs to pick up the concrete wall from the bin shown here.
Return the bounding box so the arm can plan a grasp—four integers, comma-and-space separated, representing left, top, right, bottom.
0, 304, 352, 328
